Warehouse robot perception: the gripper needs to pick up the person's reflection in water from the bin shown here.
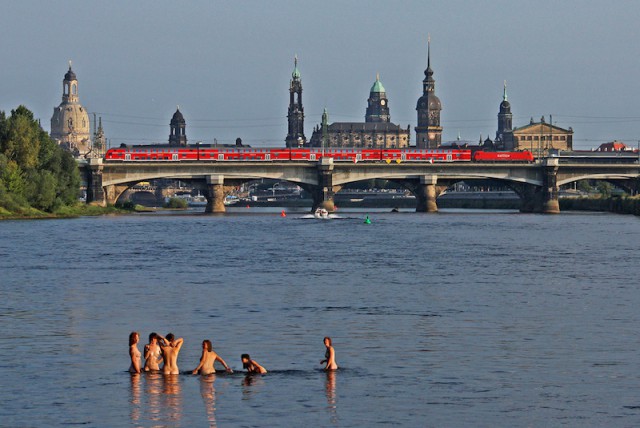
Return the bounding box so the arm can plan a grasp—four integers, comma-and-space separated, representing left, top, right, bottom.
129, 372, 141, 423
199, 375, 217, 427
241, 374, 265, 400
325, 370, 338, 425
162, 374, 183, 423
146, 371, 163, 423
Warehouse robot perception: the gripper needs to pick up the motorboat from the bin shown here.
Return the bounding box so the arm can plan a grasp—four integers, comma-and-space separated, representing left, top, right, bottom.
314, 208, 329, 219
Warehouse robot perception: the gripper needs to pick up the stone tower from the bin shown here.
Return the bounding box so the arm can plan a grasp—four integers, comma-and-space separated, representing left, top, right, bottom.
495, 81, 514, 150
286, 56, 306, 147
365, 73, 390, 123
169, 107, 187, 146
50, 62, 91, 157
415, 38, 442, 149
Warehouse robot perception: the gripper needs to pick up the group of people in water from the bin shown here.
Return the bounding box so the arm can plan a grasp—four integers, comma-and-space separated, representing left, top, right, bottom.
129, 332, 338, 375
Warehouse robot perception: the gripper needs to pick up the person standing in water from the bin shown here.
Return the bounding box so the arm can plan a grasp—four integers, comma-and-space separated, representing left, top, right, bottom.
129, 331, 142, 373
158, 333, 184, 375
144, 332, 163, 371
192, 340, 233, 375
320, 336, 338, 370
241, 354, 267, 374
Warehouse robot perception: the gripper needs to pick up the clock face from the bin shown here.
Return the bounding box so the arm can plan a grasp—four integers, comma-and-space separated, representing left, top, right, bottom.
380, 100, 386, 106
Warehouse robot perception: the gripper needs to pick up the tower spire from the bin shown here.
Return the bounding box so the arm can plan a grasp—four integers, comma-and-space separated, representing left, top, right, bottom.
427, 34, 431, 71
503, 80, 508, 101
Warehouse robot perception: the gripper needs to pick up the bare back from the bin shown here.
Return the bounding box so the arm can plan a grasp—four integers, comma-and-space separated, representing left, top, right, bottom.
161, 338, 184, 375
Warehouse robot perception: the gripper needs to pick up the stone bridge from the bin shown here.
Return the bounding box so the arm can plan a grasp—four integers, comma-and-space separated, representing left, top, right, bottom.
81, 158, 640, 213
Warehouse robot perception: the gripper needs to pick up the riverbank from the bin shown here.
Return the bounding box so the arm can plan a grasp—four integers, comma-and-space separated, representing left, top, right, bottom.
561, 195, 640, 216
0, 204, 134, 220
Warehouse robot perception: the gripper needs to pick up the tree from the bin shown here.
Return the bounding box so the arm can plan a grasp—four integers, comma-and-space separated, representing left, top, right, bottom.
0, 105, 80, 213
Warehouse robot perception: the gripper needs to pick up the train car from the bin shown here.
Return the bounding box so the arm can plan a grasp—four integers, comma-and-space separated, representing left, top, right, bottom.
473, 151, 534, 162
385, 149, 471, 162
550, 150, 639, 164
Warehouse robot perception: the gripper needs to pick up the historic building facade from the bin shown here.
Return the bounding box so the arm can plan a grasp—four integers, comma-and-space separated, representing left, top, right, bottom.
308, 75, 410, 148
512, 116, 573, 155
285, 57, 306, 147
415, 40, 442, 149
169, 107, 187, 146
50, 63, 91, 156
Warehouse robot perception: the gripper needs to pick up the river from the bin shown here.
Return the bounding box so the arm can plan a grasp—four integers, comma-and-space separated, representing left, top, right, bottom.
1, 209, 639, 427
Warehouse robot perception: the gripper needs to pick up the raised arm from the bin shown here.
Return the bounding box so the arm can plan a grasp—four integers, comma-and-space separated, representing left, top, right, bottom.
173, 338, 184, 351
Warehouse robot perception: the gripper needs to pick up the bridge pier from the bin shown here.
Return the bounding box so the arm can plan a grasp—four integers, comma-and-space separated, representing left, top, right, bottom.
311, 158, 338, 212
416, 175, 438, 213
542, 158, 560, 214
86, 158, 106, 206
205, 175, 226, 213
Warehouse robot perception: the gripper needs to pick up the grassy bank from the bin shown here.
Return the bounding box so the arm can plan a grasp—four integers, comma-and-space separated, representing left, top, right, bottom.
560, 195, 640, 216
0, 203, 134, 220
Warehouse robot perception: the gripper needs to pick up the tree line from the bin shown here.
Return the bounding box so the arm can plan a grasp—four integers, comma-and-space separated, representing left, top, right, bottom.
0, 106, 80, 214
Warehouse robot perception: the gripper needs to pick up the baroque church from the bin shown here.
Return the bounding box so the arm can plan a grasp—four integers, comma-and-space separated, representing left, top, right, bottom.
286, 43, 444, 150
50, 62, 91, 156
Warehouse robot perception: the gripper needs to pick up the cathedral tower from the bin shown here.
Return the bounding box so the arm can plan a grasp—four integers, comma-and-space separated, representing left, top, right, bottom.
496, 81, 514, 149
415, 38, 442, 149
286, 56, 306, 147
169, 107, 187, 146
365, 73, 390, 123
50, 61, 91, 157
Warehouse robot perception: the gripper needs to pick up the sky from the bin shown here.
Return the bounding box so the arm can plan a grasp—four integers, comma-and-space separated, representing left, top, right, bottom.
1, 0, 639, 150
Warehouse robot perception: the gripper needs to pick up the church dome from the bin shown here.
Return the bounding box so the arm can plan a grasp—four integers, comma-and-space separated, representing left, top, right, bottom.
370, 75, 386, 93
416, 94, 441, 110
171, 108, 185, 124
64, 66, 76, 81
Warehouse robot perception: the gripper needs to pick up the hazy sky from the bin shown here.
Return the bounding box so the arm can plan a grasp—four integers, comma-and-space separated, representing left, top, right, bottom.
1, 0, 639, 150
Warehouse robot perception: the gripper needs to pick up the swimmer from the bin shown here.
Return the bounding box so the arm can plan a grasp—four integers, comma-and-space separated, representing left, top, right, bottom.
129, 331, 141, 374
241, 353, 267, 374
144, 332, 163, 371
158, 333, 184, 375
320, 336, 338, 370
192, 340, 233, 375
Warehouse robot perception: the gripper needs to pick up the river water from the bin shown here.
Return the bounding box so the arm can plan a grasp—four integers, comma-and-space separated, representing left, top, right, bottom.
1, 209, 640, 427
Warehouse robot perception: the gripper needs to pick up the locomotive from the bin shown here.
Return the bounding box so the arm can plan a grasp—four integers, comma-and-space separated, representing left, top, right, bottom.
104, 146, 535, 163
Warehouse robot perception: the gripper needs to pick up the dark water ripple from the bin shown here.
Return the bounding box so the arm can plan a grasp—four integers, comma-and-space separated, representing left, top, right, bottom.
1, 211, 640, 426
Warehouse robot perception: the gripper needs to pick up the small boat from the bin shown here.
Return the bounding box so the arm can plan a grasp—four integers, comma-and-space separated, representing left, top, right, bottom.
314, 208, 329, 219
224, 195, 239, 206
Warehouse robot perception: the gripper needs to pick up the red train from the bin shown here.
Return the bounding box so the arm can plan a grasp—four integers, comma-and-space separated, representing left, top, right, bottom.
104, 146, 533, 163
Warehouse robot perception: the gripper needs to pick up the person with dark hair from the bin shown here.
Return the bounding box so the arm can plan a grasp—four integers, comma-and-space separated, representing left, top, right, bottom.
144, 332, 163, 371
320, 337, 338, 370
158, 333, 184, 375
192, 339, 233, 375
241, 354, 267, 374
129, 332, 141, 373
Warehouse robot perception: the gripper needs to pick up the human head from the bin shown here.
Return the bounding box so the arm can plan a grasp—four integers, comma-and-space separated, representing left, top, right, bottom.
203, 340, 212, 352
149, 332, 158, 343
166, 333, 175, 342
241, 354, 251, 366
324, 336, 332, 346
129, 332, 139, 346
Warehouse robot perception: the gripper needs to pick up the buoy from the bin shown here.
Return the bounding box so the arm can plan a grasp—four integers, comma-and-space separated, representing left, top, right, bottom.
281, 210, 286, 217
364, 215, 371, 224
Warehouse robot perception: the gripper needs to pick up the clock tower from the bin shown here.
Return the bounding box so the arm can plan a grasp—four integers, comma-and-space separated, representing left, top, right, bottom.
415, 37, 442, 149
365, 73, 390, 123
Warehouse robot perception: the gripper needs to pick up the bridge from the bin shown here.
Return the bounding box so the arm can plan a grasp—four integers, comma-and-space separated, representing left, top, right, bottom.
80, 158, 640, 213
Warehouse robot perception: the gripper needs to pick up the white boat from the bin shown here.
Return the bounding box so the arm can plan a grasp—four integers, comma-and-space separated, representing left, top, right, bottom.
224, 195, 239, 206
314, 208, 329, 219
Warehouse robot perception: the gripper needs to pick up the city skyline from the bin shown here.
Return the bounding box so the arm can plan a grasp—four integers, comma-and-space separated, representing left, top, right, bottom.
1, 1, 639, 149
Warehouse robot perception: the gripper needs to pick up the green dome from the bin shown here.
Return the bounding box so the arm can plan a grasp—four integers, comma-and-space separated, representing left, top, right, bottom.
370, 74, 385, 93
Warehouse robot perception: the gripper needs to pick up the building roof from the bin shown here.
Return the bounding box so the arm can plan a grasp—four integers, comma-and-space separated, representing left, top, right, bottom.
370, 74, 386, 93
171, 108, 185, 124
597, 141, 628, 151
64, 65, 76, 81
512, 120, 572, 134
327, 122, 406, 133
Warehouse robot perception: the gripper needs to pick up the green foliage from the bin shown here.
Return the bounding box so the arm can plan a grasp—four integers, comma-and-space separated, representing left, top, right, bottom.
164, 197, 188, 209
576, 180, 592, 193
596, 181, 614, 198
0, 105, 80, 215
